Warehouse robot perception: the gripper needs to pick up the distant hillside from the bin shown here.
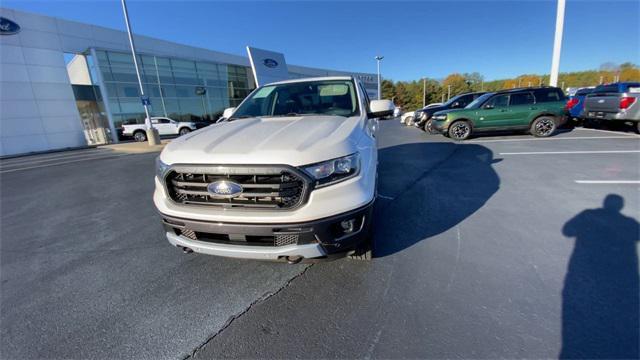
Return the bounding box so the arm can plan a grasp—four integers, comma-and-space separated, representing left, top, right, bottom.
384, 63, 640, 111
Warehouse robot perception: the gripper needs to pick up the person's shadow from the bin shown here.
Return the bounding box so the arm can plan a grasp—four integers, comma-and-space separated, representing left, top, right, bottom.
560, 194, 640, 359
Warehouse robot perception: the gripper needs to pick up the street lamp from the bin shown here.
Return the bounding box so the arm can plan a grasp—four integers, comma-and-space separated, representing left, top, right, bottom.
120, 0, 160, 145
549, 0, 566, 87
375, 55, 384, 100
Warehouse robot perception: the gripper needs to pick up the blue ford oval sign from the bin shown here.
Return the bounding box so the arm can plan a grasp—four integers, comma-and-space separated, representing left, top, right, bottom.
0, 17, 20, 35
263, 58, 278, 68
207, 180, 243, 198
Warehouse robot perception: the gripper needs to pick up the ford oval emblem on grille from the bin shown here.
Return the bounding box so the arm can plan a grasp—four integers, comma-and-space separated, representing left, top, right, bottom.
263, 58, 278, 68
207, 180, 243, 198
598, 99, 605, 103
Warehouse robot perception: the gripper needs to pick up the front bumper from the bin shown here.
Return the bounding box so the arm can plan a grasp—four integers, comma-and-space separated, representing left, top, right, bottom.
432, 119, 449, 133
160, 201, 374, 261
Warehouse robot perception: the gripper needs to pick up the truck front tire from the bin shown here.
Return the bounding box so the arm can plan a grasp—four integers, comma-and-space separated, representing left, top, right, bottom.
349, 221, 374, 261
133, 130, 147, 142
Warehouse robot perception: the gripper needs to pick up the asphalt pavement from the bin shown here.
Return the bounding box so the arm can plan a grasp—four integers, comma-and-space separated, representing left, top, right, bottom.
1, 121, 638, 359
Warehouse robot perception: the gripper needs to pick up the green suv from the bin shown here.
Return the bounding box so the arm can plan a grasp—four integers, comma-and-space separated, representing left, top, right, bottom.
431, 87, 567, 140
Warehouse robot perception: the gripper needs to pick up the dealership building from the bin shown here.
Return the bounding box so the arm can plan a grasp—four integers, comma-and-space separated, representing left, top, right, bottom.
0, 8, 378, 156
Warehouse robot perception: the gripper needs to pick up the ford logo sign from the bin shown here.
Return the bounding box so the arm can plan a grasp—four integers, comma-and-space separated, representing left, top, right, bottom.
263, 58, 278, 68
598, 99, 605, 103
0, 17, 20, 35
207, 180, 243, 198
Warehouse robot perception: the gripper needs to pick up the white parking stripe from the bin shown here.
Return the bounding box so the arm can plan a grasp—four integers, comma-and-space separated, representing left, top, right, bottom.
574, 127, 640, 137
0, 153, 130, 174
499, 150, 640, 155
575, 180, 640, 184
468, 136, 638, 143
0, 149, 108, 165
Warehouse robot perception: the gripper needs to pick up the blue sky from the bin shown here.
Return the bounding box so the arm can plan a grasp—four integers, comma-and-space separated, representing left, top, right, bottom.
3, 0, 639, 81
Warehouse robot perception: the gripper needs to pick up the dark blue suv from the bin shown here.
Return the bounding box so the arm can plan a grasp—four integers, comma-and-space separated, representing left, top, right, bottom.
565, 87, 593, 124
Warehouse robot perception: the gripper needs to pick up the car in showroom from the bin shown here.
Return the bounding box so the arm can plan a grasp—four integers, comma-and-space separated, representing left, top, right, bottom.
415, 92, 486, 133
431, 87, 567, 140
583, 82, 640, 132
122, 117, 207, 142
154, 77, 394, 262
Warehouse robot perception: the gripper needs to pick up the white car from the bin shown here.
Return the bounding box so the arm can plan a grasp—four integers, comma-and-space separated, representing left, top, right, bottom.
154, 77, 394, 262
122, 117, 202, 142
400, 111, 415, 125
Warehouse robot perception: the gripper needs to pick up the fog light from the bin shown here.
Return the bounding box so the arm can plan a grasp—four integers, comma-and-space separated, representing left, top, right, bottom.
340, 219, 356, 234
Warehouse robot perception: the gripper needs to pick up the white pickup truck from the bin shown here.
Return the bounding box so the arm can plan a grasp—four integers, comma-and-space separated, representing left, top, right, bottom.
122, 117, 204, 141
154, 77, 394, 262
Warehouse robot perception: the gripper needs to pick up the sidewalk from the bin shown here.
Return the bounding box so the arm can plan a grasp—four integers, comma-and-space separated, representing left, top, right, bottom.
100, 139, 170, 154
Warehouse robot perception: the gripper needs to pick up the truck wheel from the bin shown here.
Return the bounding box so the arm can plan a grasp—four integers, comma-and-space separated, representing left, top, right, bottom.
133, 130, 147, 142
530, 116, 556, 137
405, 116, 414, 126
349, 222, 373, 261
425, 119, 436, 134
179, 127, 191, 136
448, 121, 472, 140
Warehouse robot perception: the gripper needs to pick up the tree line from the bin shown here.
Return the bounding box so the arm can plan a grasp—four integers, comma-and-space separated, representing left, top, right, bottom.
382, 62, 640, 111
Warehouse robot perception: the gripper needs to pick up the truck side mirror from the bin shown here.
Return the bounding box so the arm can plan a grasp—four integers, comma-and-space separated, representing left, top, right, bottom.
222, 107, 236, 119
368, 100, 395, 119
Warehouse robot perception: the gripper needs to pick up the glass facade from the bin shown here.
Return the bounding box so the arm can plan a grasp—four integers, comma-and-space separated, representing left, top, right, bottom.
94, 50, 254, 128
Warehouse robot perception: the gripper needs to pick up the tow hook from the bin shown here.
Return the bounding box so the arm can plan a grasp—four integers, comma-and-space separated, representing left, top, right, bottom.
286, 256, 303, 264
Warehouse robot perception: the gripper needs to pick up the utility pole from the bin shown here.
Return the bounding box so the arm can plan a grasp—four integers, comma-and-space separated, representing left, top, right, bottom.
121, 0, 160, 145
375, 56, 384, 100
447, 85, 451, 100
422, 78, 426, 108
561, 81, 565, 90
549, 0, 566, 87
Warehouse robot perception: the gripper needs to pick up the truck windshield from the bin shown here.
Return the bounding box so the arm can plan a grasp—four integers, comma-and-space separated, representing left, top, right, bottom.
465, 93, 493, 109
229, 80, 360, 119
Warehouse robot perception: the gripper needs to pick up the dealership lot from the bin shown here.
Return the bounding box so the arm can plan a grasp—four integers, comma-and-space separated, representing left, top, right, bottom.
1, 121, 638, 359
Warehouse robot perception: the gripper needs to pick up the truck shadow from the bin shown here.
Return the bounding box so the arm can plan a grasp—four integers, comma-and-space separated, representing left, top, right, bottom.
373, 142, 501, 257
560, 194, 639, 359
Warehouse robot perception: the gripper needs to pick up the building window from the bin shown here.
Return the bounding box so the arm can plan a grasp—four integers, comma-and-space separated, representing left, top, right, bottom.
94, 50, 255, 133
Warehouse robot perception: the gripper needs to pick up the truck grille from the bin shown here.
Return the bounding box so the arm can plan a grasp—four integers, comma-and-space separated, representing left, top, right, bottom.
165, 165, 310, 210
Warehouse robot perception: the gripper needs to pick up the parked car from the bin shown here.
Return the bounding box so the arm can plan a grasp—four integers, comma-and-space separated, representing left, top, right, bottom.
565, 87, 594, 126
122, 117, 206, 142
415, 92, 486, 133
393, 107, 402, 118
400, 111, 415, 125
154, 76, 394, 262
583, 82, 640, 132
431, 87, 567, 140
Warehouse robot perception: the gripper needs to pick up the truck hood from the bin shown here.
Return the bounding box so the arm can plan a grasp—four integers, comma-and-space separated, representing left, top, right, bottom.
160, 115, 363, 166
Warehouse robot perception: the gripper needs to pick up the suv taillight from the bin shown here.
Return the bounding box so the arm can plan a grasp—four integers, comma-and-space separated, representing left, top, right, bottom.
620, 97, 636, 110
565, 98, 579, 110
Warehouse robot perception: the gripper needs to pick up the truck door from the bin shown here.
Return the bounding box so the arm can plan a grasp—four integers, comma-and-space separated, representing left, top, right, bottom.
476, 94, 510, 128
508, 91, 536, 127
154, 118, 175, 135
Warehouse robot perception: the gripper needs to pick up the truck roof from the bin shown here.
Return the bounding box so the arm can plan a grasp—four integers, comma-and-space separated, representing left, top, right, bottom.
266, 76, 354, 86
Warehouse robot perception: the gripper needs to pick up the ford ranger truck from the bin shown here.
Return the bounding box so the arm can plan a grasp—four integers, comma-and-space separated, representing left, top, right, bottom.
154, 77, 394, 262
583, 82, 640, 133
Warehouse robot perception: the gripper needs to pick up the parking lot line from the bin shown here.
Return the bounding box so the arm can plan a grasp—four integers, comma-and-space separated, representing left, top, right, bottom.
468, 136, 638, 143
575, 180, 640, 184
0, 153, 131, 174
0, 150, 121, 167
574, 127, 640, 137
499, 150, 640, 155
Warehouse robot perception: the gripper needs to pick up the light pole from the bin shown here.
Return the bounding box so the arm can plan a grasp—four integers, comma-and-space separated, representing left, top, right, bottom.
375, 56, 384, 100
422, 78, 427, 108
121, 0, 160, 145
549, 0, 566, 87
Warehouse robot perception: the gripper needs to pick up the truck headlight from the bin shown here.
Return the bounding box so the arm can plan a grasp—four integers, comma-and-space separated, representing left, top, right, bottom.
156, 157, 170, 182
302, 153, 360, 187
